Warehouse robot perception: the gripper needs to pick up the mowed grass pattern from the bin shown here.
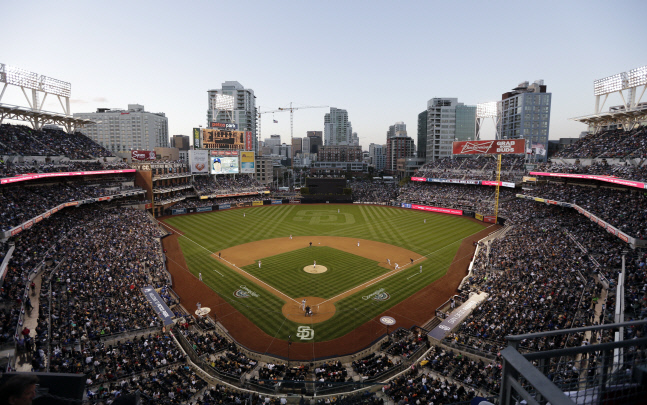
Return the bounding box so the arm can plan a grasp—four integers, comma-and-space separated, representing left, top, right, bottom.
163, 205, 487, 342
244, 246, 388, 299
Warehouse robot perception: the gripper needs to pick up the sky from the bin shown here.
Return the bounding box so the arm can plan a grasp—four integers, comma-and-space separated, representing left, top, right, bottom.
2, 0, 646, 149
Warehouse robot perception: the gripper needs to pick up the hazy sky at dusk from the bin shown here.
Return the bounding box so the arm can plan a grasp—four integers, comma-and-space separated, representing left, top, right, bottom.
2, 0, 646, 147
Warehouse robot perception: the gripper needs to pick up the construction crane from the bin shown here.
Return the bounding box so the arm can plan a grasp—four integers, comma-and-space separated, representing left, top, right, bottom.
257, 103, 328, 145
257, 103, 328, 189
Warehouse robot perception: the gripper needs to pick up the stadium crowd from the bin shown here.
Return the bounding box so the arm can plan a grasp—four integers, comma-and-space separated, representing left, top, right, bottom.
536, 161, 647, 182
0, 124, 113, 158
554, 126, 647, 159
348, 179, 399, 204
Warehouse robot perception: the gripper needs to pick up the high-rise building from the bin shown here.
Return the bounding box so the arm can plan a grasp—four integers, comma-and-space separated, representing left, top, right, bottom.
302, 137, 311, 156
368, 143, 386, 172
265, 135, 281, 148
307, 131, 323, 153
417, 110, 427, 159
387, 121, 407, 139
171, 135, 190, 150
75, 104, 168, 153
497, 80, 551, 160
426, 98, 475, 161
385, 122, 415, 174
318, 145, 362, 162
292, 137, 302, 160
207, 81, 257, 152
324, 108, 353, 145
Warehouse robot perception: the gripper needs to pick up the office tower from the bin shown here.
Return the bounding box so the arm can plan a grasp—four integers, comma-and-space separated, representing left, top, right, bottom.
75, 104, 168, 153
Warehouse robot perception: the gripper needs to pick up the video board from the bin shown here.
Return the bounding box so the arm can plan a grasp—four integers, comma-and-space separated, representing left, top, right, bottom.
211, 156, 239, 174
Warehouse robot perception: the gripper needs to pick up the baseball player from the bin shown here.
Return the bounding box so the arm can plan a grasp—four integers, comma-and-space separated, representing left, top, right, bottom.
387, 259, 391, 265
199, 272, 202, 281
313, 260, 316, 268
258, 260, 262, 268
395, 263, 399, 270
301, 299, 306, 311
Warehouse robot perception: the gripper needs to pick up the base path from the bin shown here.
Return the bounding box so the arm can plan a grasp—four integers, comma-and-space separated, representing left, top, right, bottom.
162, 214, 499, 360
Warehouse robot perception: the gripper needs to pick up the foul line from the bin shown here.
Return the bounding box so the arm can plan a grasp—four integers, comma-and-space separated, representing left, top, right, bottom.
157, 220, 298, 305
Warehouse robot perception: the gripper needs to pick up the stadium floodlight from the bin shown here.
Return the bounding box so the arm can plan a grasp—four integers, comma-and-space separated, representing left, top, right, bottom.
40, 75, 71, 98
627, 65, 647, 88
214, 94, 234, 111
4, 65, 39, 90
594, 72, 626, 96
477, 102, 498, 118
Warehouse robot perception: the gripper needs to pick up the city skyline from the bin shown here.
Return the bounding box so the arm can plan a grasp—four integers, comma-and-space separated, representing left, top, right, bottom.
1, 1, 646, 150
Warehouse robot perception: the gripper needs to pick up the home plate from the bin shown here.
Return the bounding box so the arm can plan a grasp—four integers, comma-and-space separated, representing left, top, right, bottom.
304, 265, 328, 274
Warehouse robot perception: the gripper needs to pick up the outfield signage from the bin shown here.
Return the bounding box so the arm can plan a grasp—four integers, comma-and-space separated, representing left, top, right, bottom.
529, 171, 647, 190
411, 204, 462, 216
172, 208, 187, 215
141, 285, 174, 326
409, 177, 516, 188
271, 200, 283, 205
196, 207, 212, 212
1, 169, 136, 184
453, 139, 526, 155
428, 292, 487, 340
219, 204, 231, 209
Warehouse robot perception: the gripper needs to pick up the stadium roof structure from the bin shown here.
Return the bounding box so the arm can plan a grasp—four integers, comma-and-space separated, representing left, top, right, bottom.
0, 103, 94, 132
572, 65, 647, 133
570, 102, 647, 133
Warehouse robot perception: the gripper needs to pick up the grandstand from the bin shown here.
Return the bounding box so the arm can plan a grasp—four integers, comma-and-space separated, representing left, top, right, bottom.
1, 67, 647, 404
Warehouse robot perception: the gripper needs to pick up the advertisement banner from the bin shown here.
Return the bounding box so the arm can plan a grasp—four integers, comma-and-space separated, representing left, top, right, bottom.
189, 150, 209, 174
43, 211, 51, 218
210, 156, 239, 174
428, 293, 487, 340
452, 139, 526, 155
271, 200, 283, 205
193, 128, 201, 149
211, 150, 239, 156
219, 204, 231, 210
209, 122, 238, 130
240, 151, 255, 174
475, 213, 484, 221
23, 220, 34, 230
196, 207, 212, 212
171, 208, 187, 215
411, 204, 462, 215
411, 177, 426, 182
1, 169, 136, 185
529, 171, 647, 190
401, 203, 412, 209
534, 197, 545, 202
34, 215, 43, 223
245, 131, 253, 151
65, 201, 79, 207
131, 150, 156, 161
484, 216, 496, 223
252, 201, 264, 206
523, 176, 537, 182
141, 286, 174, 326
10, 227, 22, 236
481, 181, 515, 188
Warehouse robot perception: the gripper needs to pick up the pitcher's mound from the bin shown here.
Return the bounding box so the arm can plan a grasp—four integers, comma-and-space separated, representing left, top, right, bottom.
304, 265, 328, 274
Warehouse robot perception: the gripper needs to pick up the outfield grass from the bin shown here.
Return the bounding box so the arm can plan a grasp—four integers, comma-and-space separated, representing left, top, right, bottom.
163, 204, 486, 342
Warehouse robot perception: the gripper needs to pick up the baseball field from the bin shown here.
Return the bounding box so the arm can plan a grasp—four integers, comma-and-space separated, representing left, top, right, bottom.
161, 204, 489, 351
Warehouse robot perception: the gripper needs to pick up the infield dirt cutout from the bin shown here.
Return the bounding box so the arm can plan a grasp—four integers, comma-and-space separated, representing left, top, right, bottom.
214, 236, 424, 324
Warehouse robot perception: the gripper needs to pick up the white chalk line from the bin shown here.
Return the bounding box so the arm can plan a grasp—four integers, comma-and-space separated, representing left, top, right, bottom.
157, 220, 298, 304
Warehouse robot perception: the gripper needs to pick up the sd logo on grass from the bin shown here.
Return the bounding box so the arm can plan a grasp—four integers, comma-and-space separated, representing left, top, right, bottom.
293, 210, 355, 226
296, 326, 314, 340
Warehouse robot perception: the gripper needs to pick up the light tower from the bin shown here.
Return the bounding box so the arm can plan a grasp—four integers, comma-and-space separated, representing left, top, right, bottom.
475, 102, 499, 140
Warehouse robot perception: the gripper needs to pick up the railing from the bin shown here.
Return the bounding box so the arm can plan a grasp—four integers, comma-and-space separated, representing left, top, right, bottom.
499, 320, 647, 405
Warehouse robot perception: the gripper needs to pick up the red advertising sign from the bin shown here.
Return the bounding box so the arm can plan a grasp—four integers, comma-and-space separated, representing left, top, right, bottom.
411, 177, 426, 182
245, 131, 253, 151
23, 220, 34, 230
618, 233, 629, 242
43, 211, 51, 218
35, 216, 43, 223
10, 227, 22, 236
453, 139, 526, 155
131, 150, 156, 161
411, 204, 463, 216
529, 172, 647, 190
484, 216, 496, 223
0, 169, 137, 185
